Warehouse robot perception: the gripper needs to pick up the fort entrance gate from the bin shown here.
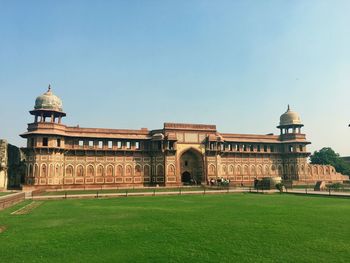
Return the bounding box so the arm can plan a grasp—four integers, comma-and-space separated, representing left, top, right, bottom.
180, 149, 204, 185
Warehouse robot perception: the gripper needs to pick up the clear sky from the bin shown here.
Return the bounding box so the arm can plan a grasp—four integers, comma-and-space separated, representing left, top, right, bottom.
0, 0, 349, 155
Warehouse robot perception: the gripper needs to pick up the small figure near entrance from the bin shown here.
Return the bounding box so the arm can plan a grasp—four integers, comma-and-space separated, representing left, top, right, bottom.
181, 171, 199, 185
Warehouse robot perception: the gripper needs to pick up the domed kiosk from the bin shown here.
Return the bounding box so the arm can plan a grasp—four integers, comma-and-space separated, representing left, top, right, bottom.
30, 85, 66, 124
277, 105, 303, 135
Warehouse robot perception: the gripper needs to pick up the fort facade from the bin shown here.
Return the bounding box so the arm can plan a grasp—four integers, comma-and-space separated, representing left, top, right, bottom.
20, 88, 347, 189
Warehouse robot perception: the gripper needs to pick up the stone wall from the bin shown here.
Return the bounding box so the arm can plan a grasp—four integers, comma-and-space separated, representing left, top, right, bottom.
0, 140, 8, 190
0, 139, 25, 190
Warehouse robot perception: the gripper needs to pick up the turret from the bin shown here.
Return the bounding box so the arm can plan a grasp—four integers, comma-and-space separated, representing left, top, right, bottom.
29, 85, 66, 124
277, 105, 303, 135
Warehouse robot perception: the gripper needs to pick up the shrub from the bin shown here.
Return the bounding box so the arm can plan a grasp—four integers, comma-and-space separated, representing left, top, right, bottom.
275, 183, 284, 192
327, 183, 342, 190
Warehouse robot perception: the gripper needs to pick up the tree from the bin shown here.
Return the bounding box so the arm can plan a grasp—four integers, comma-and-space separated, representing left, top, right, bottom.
310, 147, 350, 175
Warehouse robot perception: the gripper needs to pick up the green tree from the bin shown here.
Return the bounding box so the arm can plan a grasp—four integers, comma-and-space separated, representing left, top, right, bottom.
310, 147, 350, 175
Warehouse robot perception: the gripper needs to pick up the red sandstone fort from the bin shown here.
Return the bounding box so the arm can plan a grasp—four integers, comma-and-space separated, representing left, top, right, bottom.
8, 87, 346, 190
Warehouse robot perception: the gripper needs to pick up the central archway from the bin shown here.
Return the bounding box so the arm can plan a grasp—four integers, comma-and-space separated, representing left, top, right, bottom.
180, 148, 204, 185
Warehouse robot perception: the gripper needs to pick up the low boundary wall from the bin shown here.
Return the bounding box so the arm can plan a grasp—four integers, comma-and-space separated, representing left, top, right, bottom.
0, 192, 25, 211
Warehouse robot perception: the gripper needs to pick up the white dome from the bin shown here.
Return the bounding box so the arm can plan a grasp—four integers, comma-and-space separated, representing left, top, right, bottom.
279, 105, 302, 126
34, 86, 63, 112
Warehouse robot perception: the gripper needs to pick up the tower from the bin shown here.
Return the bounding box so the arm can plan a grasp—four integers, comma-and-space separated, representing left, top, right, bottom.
278, 105, 310, 181
21, 86, 66, 186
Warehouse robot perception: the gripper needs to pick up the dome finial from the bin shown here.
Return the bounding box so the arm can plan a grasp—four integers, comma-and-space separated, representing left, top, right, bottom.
287, 104, 290, 111
48, 84, 51, 92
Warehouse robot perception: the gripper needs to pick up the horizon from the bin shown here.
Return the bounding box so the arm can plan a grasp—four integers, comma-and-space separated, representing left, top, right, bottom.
0, 0, 349, 155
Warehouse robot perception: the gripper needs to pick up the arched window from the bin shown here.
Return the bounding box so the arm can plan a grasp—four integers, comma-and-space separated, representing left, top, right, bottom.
208, 164, 215, 176
257, 165, 262, 175
77, 165, 84, 177
264, 165, 269, 175
143, 165, 150, 177
106, 165, 114, 177
66, 165, 73, 177
271, 165, 276, 175
222, 165, 227, 175
55, 164, 60, 177
290, 165, 295, 175
236, 165, 242, 175
126, 165, 132, 176
157, 165, 164, 176
34, 164, 39, 177
278, 165, 283, 175
229, 165, 234, 175
97, 165, 104, 176
135, 165, 142, 176
49, 164, 54, 177
41, 164, 47, 177
87, 165, 94, 177
244, 165, 249, 175
29, 164, 33, 177
320, 166, 324, 175
116, 165, 123, 176
167, 165, 175, 176
250, 165, 256, 175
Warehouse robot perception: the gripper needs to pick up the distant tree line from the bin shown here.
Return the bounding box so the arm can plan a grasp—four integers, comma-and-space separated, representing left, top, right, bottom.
310, 147, 350, 176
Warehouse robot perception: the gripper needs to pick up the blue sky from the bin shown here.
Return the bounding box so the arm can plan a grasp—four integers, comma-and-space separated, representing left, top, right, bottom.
0, 0, 349, 155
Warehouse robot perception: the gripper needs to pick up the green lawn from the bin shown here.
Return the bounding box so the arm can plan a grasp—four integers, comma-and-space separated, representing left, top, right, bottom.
40, 186, 205, 196
39, 186, 234, 196
0, 194, 349, 262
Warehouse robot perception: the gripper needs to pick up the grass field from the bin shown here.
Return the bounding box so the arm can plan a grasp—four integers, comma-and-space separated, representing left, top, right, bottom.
40, 186, 208, 196
0, 194, 349, 262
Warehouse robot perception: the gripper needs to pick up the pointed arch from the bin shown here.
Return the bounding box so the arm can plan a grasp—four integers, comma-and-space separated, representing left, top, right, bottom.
278, 165, 283, 175
156, 164, 164, 176
76, 165, 84, 177
97, 164, 104, 176
325, 166, 330, 175
34, 163, 39, 177
106, 164, 114, 177
264, 164, 270, 175
307, 165, 311, 175
271, 165, 276, 175
250, 165, 256, 175
257, 165, 262, 175
135, 164, 142, 176
167, 164, 175, 176
55, 164, 60, 177
319, 166, 324, 175
87, 165, 94, 177
222, 165, 227, 175
116, 165, 123, 176
48, 164, 53, 177
290, 164, 295, 175
143, 164, 150, 177
208, 164, 215, 176
65, 165, 74, 177
236, 165, 242, 175
28, 163, 33, 177
41, 163, 47, 177
243, 165, 249, 175
125, 164, 132, 176
229, 165, 234, 175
